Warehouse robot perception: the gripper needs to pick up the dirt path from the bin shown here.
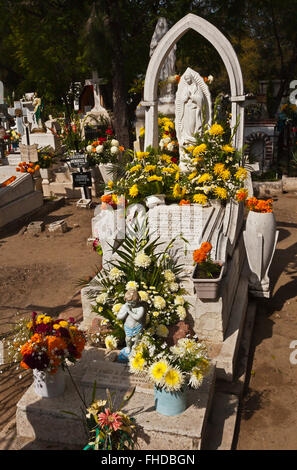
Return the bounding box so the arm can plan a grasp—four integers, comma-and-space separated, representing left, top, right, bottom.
0, 193, 297, 449
237, 192, 297, 450
0, 200, 99, 434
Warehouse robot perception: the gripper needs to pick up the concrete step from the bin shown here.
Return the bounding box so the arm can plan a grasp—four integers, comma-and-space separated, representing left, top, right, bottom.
16, 348, 216, 450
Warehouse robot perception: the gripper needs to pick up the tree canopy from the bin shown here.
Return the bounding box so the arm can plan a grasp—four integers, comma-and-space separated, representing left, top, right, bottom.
0, 0, 296, 142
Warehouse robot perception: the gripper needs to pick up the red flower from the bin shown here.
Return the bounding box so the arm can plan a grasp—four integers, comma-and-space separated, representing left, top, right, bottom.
98, 408, 123, 431
106, 129, 113, 135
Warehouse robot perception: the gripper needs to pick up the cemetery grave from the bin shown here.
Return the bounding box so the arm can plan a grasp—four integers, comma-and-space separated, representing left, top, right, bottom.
0, 7, 296, 453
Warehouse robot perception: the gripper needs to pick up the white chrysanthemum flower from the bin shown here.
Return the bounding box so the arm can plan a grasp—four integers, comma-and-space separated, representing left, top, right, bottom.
189, 368, 204, 388
167, 142, 174, 152
112, 303, 123, 314
159, 139, 165, 150
152, 311, 159, 317
110, 145, 119, 155
176, 305, 187, 321
138, 290, 149, 302
153, 296, 166, 310
96, 145, 104, 153
105, 335, 118, 350
96, 292, 108, 304
164, 270, 175, 282
135, 251, 151, 269
163, 137, 171, 144
109, 267, 124, 281
111, 139, 119, 147
177, 337, 196, 353
126, 281, 139, 290
86, 145, 93, 153
169, 282, 179, 292
156, 324, 169, 338
174, 295, 185, 306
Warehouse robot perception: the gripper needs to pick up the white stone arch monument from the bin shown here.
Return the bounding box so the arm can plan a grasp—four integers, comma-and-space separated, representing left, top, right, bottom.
142, 13, 245, 151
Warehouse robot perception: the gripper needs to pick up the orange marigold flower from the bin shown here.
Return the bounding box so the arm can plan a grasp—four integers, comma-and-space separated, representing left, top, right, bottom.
101, 194, 113, 203
193, 248, 207, 264
179, 199, 191, 206
200, 241, 212, 253
47, 336, 67, 355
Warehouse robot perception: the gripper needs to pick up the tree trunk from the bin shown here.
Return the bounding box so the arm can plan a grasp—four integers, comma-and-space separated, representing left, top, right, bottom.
105, 2, 130, 149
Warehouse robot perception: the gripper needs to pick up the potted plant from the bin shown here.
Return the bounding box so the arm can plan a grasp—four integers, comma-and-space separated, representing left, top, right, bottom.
9, 312, 86, 398
191, 242, 224, 300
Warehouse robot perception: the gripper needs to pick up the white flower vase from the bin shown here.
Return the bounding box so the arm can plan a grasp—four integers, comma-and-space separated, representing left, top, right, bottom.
243, 211, 279, 298
145, 194, 166, 209
33, 368, 65, 398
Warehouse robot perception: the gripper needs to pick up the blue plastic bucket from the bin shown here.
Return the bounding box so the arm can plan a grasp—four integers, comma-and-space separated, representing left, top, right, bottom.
154, 386, 187, 416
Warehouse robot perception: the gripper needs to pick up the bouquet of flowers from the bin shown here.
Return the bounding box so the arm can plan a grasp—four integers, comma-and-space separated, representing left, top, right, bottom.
55, 112, 86, 152
86, 226, 190, 347
158, 115, 179, 158
193, 241, 222, 278
112, 147, 181, 204
14, 312, 86, 374
37, 146, 56, 169
129, 333, 210, 392
179, 121, 249, 205
86, 131, 124, 165
84, 388, 137, 450
9, 129, 21, 145
246, 197, 273, 213
16, 161, 40, 174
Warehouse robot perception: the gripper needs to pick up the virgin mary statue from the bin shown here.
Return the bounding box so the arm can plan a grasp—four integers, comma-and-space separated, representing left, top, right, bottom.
175, 68, 212, 167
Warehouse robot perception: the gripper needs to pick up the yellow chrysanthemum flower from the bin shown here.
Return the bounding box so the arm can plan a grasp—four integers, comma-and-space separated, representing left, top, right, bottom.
160, 154, 172, 164
193, 144, 207, 156
193, 193, 208, 205
147, 175, 162, 182
139, 127, 145, 137
43, 316, 52, 324
188, 170, 197, 180
144, 165, 156, 172
214, 186, 228, 199
186, 145, 195, 152
131, 352, 145, 371
129, 184, 139, 197
136, 151, 149, 160
198, 173, 211, 184
162, 167, 175, 174
220, 169, 231, 180
222, 144, 235, 153
235, 167, 247, 181
59, 321, 69, 328
209, 123, 224, 136
107, 180, 113, 189
129, 164, 142, 173
172, 183, 186, 198
214, 163, 225, 175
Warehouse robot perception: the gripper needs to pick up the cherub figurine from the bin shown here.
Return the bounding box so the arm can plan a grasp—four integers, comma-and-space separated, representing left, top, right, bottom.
117, 289, 146, 362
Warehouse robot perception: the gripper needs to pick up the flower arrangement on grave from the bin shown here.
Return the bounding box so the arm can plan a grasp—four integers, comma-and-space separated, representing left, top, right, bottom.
246, 197, 273, 213
86, 132, 124, 165
37, 145, 56, 169
129, 333, 210, 392
110, 147, 181, 204
0, 175, 16, 187
55, 111, 86, 152
179, 120, 249, 205
193, 242, 222, 279
86, 226, 190, 348
11, 312, 86, 374
9, 129, 21, 145
16, 161, 40, 174
84, 388, 137, 450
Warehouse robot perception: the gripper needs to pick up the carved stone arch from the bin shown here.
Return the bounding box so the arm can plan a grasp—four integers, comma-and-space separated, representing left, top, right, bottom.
142, 13, 245, 152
